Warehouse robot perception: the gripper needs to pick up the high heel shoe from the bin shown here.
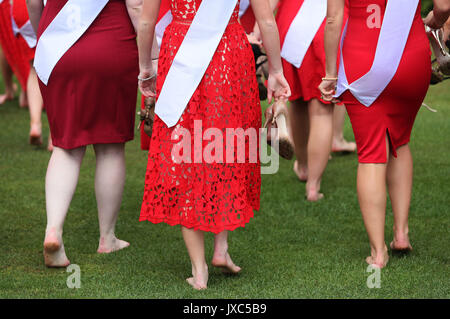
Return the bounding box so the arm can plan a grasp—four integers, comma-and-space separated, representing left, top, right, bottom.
137, 96, 155, 138
426, 26, 450, 80
263, 100, 294, 160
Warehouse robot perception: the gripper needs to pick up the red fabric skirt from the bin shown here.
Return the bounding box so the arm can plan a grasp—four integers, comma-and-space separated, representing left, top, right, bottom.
140, 7, 261, 233
340, 1, 431, 163
37, 0, 138, 149
0, 0, 32, 88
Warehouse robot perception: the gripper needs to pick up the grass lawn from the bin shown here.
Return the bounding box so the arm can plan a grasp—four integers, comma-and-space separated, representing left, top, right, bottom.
0, 77, 449, 299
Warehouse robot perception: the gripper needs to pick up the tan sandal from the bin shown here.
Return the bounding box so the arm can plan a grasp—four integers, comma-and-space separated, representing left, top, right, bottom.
137, 96, 155, 137
427, 26, 450, 77
263, 100, 294, 160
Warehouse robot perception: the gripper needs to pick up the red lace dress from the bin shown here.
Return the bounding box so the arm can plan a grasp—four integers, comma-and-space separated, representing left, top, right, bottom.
140, 0, 261, 234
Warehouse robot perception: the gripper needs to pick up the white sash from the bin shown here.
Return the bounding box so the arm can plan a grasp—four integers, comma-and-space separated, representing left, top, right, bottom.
155, 0, 238, 128
12, 19, 37, 48
155, 0, 249, 49
335, 0, 419, 106
239, 0, 250, 18
155, 10, 172, 47
34, 0, 109, 85
281, 0, 326, 68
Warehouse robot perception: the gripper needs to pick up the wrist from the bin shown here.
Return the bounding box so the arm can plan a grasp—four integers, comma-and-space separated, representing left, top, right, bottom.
139, 67, 154, 76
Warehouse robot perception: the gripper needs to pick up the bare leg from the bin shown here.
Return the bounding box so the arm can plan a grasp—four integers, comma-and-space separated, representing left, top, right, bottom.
306, 98, 333, 201
19, 89, 28, 108
387, 144, 413, 251
290, 99, 309, 182
94, 143, 129, 253
0, 49, 15, 104
181, 227, 208, 290
332, 104, 356, 153
47, 134, 54, 152
44, 146, 86, 267
211, 230, 241, 274
27, 67, 44, 145
357, 136, 391, 267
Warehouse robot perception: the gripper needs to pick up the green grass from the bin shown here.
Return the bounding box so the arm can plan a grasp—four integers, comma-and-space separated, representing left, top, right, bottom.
0, 78, 449, 299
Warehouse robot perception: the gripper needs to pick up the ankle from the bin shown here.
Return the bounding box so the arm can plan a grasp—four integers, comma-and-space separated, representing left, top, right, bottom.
192, 262, 208, 275
371, 244, 388, 256
214, 242, 228, 256
45, 226, 62, 238
99, 231, 116, 243
393, 226, 409, 240
306, 180, 321, 192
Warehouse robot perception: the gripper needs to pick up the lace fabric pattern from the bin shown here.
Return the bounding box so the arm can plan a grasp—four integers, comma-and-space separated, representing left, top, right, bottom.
139, 0, 261, 233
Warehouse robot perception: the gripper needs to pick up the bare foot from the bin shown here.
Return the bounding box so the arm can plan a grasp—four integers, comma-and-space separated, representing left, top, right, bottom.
212, 252, 241, 274
365, 246, 389, 269
390, 233, 413, 252
0, 92, 14, 105
186, 264, 208, 290
306, 191, 324, 202
97, 235, 130, 253
293, 160, 307, 182
305, 182, 324, 202
332, 138, 357, 153
19, 90, 28, 108
43, 229, 70, 268
29, 123, 42, 146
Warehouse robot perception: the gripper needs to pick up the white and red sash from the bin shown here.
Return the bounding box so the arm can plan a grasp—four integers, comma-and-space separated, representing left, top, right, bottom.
335, 0, 419, 106
11, 18, 36, 48
281, 0, 327, 68
239, 0, 250, 17
34, 0, 109, 85
10, 0, 37, 48
155, 0, 238, 128
156, 0, 249, 48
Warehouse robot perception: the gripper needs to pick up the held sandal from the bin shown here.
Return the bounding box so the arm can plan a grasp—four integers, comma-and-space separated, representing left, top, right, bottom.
426, 26, 450, 84
263, 100, 294, 160
137, 96, 156, 138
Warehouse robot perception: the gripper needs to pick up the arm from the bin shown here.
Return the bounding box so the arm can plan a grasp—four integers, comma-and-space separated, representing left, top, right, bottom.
251, 0, 279, 43
137, 0, 161, 97
126, 0, 143, 32
251, 0, 282, 75
318, 0, 345, 101
424, 0, 450, 29
26, 0, 44, 33
251, 0, 290, 101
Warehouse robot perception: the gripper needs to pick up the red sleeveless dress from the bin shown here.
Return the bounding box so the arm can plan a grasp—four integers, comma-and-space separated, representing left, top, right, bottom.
140, 0, 261, 234
276, 0, 328, 103
37, 0, 138, 149
340, 0, 431, 163
0, 0, 32, 88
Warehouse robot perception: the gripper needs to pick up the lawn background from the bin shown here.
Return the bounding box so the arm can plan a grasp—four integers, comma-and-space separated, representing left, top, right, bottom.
0, 75, 449, 298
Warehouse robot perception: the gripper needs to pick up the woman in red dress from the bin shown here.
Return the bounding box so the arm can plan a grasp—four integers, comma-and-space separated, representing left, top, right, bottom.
12, 0, 46, 146
257, 0, 354, 201
320, 0, 450, 268
138, 0, 290, 289
27, 0, 140, 267
0, 48, 16, 104
0, 0, 28, 106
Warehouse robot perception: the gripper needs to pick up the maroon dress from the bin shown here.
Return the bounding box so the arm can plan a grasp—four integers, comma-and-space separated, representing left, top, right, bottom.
37, 0, 139, 149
